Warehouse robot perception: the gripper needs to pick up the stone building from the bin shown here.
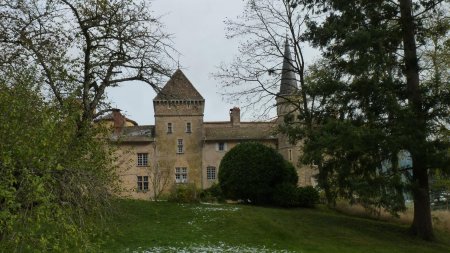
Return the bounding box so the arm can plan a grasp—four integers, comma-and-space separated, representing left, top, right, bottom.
99, 42, 317, 200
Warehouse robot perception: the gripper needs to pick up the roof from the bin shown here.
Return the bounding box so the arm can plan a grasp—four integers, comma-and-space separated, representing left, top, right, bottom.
94, 112, 138, 126
154, 69, 204, 101
279, 38, 298, 95
204, 122, 278, 141
115, 125, 155, 143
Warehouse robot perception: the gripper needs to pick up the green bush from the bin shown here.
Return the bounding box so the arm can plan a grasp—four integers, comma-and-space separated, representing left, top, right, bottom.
273, 183, 300, 207
199, 183, 225, 203
168, 184, 199, 203
219, 142, 298, 205
274, 185, 320, 208
297, 186, 320, 208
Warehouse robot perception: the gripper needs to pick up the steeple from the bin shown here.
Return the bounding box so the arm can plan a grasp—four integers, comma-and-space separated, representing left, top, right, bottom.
279, 38, 298, 95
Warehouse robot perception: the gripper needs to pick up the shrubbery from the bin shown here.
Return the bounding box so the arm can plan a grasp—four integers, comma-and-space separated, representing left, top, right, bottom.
168, 183, 199, 203
199, 183, 225, 203
273, 183, 299, 207
297, 186, 320, 208
219, 142, 299, 205
273, 184, 320, 208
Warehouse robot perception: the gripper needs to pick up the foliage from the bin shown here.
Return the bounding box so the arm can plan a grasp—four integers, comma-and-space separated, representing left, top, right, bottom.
219, 142, 298, 205
0, 69, 117, 251
102, 200, 450, 253
168, 184, 199, 203
199, 183, 225, 203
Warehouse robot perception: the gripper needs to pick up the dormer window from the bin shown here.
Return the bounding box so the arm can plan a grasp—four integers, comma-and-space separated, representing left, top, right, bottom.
186, 122, 192, 133
167, 122, 173, 134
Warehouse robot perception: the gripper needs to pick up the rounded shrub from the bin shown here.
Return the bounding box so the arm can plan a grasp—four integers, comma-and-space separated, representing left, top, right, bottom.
218, 142, 298, 205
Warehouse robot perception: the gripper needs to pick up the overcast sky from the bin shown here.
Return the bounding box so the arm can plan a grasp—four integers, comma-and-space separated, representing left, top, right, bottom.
105, 0, 317, 125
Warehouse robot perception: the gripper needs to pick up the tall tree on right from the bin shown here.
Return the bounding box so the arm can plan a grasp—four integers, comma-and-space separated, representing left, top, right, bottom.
298, 0, 449, 240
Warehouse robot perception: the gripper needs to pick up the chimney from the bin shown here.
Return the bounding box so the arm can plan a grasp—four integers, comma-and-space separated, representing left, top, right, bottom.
230, 107, 241, 127
112, 109, 125, 135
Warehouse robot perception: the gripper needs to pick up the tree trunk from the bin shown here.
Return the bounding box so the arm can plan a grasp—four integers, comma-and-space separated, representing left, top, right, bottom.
410, 156, 434, 240
399, 0, 433, 240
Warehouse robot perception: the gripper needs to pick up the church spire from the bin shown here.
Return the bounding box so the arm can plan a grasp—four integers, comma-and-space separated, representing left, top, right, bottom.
279, 38, 298, 95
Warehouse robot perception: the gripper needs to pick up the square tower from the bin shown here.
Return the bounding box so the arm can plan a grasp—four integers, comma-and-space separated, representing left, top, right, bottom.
153, 70, 205, 187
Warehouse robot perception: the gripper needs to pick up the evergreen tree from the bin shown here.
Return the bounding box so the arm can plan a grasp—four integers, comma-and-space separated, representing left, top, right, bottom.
297, 0, 450, 240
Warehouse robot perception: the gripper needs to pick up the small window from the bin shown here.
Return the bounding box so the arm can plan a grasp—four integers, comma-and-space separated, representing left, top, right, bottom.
177, 139, 184, 154
206, 166, 216, 180
186, 122, 192, 133
175, 167, 188, 183
137, 176, 149, 192
137, 153, 148, 166
288, 149, 292, 161
167, 123, 173, 134
217, 142, 226, 151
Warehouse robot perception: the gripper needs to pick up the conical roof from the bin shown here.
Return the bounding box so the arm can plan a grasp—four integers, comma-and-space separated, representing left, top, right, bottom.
279, 38, 298, 95
154, 69, 204, 101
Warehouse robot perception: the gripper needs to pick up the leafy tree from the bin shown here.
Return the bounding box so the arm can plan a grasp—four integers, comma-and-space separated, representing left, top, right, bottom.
0, 68, 117, 251
219, 142, 298, 205
0, 0, 174, 130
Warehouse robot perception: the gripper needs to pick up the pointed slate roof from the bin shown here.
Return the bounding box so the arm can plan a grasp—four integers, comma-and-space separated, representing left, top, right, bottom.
154, 69, 204, 101
279, 38, 298, 95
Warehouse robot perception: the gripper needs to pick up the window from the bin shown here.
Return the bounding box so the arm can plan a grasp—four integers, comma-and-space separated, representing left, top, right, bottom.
288, 149, 292, 161
186, 122, 192, 133
177, 139, 184, 154
137, 153, 148, 166
217, 142, 226, 151
167, 122, 173, 133
137, 176, 149, 192
207, 166, 216, 180
175, 167, 188, 183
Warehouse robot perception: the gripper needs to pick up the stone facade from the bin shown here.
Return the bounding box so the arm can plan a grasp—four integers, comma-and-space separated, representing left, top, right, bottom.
102, 42, 317, 200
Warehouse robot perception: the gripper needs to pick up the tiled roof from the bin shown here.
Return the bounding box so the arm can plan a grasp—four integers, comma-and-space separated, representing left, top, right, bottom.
115, 125, 155, 142
94, 112, 138, 126
204, 122, 278, 141
154, 69, 204, 101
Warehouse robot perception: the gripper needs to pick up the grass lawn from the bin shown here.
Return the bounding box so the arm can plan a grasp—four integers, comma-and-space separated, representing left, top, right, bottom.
100, 199, 450, 253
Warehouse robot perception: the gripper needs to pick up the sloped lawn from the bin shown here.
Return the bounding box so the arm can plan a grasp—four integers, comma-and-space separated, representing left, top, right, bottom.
100, 200, 450, 253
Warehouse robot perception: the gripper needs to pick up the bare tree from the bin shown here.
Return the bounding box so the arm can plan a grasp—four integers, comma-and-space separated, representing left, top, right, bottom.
1, 0, 175, 129
149, 162, 170, 201
215, 0, 312, 122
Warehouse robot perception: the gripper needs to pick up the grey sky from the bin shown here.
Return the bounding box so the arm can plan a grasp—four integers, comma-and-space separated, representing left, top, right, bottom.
106, 0, 246, 125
